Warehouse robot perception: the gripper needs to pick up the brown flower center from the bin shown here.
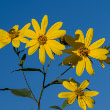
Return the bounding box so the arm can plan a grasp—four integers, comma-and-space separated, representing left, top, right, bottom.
38, 35, 47, 45
78, 46, 89, 57
9, 29, 19, 40
75, 89, 84, 96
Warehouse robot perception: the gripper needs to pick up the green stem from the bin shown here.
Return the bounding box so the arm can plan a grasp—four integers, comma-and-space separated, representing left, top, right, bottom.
44, 66, 72, 88
14, 48, 38, 104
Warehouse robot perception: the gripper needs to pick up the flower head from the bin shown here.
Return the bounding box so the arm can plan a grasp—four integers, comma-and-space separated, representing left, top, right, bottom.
62, 28, 109, 76
0, 23, 30, 48
25, 15, 66, 64
58, 79, 99, 110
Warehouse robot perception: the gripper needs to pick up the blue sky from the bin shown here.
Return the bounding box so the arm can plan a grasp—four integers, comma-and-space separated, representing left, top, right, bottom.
0, 0, 110, 110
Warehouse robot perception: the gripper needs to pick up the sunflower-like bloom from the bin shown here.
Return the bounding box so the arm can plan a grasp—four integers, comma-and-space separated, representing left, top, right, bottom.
25, 15, 66, 64
0, 23, 30, 48
58, 79, 99, 110
62, 28, 109, 76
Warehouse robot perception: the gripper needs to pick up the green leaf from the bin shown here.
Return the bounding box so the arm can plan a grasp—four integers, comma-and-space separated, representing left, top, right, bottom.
19, 54, 26, 66
10, 88, 33, 98
49, 106, 62, 110
0, 88, 33, 99
52, 79, 68, 84
12, 68, 43, 74
62, 100, 69, 110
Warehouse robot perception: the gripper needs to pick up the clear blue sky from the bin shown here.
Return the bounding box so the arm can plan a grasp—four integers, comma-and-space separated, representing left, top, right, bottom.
0, 0, 110, 110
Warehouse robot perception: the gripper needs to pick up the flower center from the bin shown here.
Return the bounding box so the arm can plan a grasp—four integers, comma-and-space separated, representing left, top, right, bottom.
38, 35, 47, 45
78, 46, 89, 57
75, 89, 84, 96
9, 29, 19, 40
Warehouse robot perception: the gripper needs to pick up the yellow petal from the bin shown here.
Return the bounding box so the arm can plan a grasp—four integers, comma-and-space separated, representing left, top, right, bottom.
58, 92, 74, 98
0, 42, 10, 48
24, 29, 36, 39
89, 48, 109, 60
39, 45, 45, 64
84, 91, 99, 97
70, 81, 78, 90
89, 38, 105, 50
99, 60, 105, 68
85, 57, 94, 75
67, 93, 77, 104
12, 39, 20, 48
76, 58, 85, 76
44, 44, 54, 60
83, 96, 94, 108
75, 29, 84, 43
25, 40, 38, 48
32, 19, 40, 34
46, 22, 63, 35
84, 96, 95, 104
20, 23, 31, 32
28, 43, 39, 55
0, 29, 9, 39
78, 96, 87, 110
20, 38, 29, 43
85, 28, 93, 47
79, 80, 89, 90
62, 81, 76, 91
41, 15, 48, 34
47, 30, 66, 40
12, 25, 19, 31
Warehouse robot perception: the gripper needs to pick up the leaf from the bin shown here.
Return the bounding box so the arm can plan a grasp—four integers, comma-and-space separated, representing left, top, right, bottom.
49, 106, 62, 110
12, 68, 43, 74
0, 88, 33, 99
62, 100, 69, 110
19, 54, 26, 66
10, 88, 33, 98
52, 79, 68, 84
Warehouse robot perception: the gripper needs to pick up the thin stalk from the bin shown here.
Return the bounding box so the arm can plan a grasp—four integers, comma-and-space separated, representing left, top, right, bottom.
14, 48, 38, 104
44, 66, 72, 88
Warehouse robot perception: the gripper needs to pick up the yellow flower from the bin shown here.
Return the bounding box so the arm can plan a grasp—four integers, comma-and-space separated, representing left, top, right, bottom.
63, 28, 109, 76
0, 23, 30, 48
58, 79, 99, 110
25, 15, 66, 64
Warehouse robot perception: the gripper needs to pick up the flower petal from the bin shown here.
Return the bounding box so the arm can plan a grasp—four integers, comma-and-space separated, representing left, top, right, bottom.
12, 25, 19, 31
89, 38, 105, 49
46, 22, 63, 35
83, 96, 94, 108
85, 57, 94, 75
39, 45, 45, 64
99, 60, 105, 68
20, 38, 29, 43
41, 15, 48, 34
67, 93, 77, 104
79, 80, 89, 90
85, 28, 93, 47
20, 23, 31, 32
12, 39, 20, 48
28, 43, 39, 55
76, 58, 85, 76
84, 91, 99, 97
24, 29, 37, 39
63, 81, 77, 91
63, 48, 73, 54
89, 48, 109, 60
44, 44, 54, 60
75, 29, 84, 43
58, 92, 74, 98
0, 29, 9, 39
32, 19, 40, 34
0, 42, 10, 48
78, 96, 86, 110
25, 40, 38, 48
47, 30, 66, 39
